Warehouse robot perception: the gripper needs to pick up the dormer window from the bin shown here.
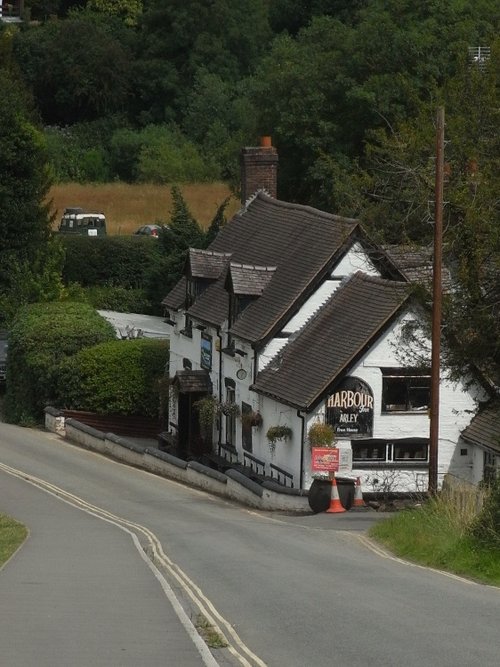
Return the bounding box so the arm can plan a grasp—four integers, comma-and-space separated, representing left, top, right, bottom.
229, 294, 256, 326
185, 249, 232, 307
225, 262, 276, 325
188, 277, 211, 302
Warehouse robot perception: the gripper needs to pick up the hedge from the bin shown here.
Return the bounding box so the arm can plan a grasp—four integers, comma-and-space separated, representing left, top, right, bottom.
3, 302, 116, 425
55, 338, 169, 418
60, 235, 162, 288
65, 284, 155, 314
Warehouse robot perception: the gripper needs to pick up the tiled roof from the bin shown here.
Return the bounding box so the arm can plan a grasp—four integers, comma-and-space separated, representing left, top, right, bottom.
382, 245, 453, 291
187, 249, 232, 279
172, 370, 212, 394
162, 277, 186, 310
184, 193, 360, 339
461, 402, 500, 454
227, 263, 276, 296
252, 272, 411, 410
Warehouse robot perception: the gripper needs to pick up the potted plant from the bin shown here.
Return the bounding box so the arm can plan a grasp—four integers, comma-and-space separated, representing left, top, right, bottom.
266, 424, 292, 454
308, 421, 336, 448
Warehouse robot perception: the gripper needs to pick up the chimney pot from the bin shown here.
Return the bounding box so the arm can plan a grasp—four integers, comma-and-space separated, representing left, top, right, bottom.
260, 136, 272, 148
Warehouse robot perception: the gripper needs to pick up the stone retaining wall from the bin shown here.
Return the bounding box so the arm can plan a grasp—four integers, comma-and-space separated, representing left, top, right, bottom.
45, 408, 309, 512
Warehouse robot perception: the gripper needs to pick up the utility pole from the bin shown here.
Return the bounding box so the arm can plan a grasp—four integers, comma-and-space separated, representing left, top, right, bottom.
429, 107, 444, 495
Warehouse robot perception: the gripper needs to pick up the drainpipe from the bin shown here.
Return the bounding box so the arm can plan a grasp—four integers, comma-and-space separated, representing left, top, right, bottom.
217, 328, 224, 450
297, 409, 306, 490
252, 344, 258, 384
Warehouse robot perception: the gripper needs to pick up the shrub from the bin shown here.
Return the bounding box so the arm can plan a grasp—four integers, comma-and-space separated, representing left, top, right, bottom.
55, 338, 169, 418
308, 421, 336, 447
469, 478, 500, 550
109, 127, 143, 182
60, 235, 162, 289
136, 125, 214, 184
64, 283, 154, 314
3, 302, 116, 424
45, 118, 123, 183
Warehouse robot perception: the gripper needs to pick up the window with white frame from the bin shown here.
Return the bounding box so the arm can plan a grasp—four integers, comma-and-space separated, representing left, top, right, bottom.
381, 368, 430, 413
352, 439, 429, 466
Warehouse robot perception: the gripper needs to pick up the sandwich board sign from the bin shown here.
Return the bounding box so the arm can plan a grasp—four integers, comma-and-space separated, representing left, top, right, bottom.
311, 447, 339, 472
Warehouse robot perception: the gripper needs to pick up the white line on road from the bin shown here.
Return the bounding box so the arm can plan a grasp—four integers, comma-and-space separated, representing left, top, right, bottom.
0, 461, 268, 667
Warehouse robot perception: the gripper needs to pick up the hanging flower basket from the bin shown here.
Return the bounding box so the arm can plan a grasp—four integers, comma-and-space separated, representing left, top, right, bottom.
241, 410, 263, 429
266, 425, 292, 454
218, 401, 241, 418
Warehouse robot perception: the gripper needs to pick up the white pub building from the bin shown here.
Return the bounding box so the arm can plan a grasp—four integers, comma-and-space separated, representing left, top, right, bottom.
161, 139, 497, 495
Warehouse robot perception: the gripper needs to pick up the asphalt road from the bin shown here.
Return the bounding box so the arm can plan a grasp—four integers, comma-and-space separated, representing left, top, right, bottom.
1, 422, 499, 667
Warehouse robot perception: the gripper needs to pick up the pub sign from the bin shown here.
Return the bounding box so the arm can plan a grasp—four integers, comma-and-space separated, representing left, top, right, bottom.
326, 376, 374, 438
200, 333, 212, 370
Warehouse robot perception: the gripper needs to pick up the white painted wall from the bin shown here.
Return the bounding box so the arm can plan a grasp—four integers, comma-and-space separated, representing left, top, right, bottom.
299, 309, 486, 492
166, 237, 487, 492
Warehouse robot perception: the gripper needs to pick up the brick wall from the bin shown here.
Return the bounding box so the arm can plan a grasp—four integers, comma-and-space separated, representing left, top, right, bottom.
240, 142, 278, 203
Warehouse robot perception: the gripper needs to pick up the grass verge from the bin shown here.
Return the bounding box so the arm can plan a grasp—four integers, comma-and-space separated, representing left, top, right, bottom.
194, 614, 228, 649
0, 513, 28, 567
369, 487, 500, 586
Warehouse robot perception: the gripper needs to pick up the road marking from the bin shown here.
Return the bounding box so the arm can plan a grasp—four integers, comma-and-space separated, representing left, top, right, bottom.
354, 533, 500, 590
0, 461, 267, 667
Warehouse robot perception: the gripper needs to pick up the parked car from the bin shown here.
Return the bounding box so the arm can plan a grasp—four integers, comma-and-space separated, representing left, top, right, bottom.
134, 224, 163, 238
58, 208, 107, 236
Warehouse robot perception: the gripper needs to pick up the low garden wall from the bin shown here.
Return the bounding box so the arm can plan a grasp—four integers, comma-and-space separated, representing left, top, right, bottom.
45, 407, 310, 512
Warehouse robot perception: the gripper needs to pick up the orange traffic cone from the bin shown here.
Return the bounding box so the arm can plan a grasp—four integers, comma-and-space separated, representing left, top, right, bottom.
326, 477, 346, 513
353, 477, 366, 508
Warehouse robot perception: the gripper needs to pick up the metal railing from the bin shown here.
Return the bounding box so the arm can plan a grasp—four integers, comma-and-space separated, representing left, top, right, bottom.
218, 442, 239, 463
270, 463, 294, 488
243, 451, 266, 476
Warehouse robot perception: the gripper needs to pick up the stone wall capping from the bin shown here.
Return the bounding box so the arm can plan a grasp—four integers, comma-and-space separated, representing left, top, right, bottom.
45, 409, 310, 512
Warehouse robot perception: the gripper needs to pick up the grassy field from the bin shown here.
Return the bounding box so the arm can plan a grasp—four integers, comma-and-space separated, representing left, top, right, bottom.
0, 513, 28, 567
370, 483, 500, 586
48, 182, 241, 235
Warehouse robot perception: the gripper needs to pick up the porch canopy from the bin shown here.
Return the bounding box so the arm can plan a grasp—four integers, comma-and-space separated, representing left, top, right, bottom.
172, 370, 212, 394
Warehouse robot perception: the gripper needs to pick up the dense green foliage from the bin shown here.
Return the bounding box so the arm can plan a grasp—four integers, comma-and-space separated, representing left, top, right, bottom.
60, 235, 162, 288
470, 479, 500, 550
3, 1, 500, 380
66, 284, 154, 314
0, 31, 64, 326
371, 485, 500, 585
3, 301, 116, 424
55, 338, 169, 417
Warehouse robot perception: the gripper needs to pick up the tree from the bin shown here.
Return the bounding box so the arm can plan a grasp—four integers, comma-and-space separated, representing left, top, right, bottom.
251, 2, 499, 210
0, 42, 64, 326
182, 69, 258, 183
87, 0, 143, 26
132, 0, 272, 124
13, 13, 133, 124
204, 197, 230, 247
352, 43, 500, 381
147, 186, 206, 304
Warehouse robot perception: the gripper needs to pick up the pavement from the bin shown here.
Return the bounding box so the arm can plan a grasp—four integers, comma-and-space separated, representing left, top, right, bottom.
0, 469, 213, 667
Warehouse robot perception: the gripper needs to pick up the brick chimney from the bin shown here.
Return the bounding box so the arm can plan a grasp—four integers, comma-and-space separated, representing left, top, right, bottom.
240, 136, 278, 204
